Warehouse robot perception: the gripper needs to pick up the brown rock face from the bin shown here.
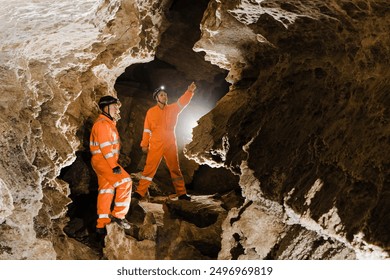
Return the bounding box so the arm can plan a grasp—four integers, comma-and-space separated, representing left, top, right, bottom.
0, 0, 389, 260
0, 0, 158, 259
104, 196, 227, 260
187, 0, 390, 259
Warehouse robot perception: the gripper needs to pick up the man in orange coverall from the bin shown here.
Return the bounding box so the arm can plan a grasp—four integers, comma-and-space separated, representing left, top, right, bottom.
90, 95, 132, 235
133, 82, 197, 201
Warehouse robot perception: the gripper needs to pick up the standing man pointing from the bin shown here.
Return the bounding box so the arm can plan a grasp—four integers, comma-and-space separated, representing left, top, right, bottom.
133, 82, 197, 201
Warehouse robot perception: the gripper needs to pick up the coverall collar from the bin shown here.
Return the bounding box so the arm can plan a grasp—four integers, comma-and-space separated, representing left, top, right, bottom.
99, 113, 116, 125
156, 102, 167, 110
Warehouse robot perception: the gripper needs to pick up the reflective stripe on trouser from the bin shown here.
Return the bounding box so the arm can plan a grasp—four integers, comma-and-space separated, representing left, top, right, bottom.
137, 141, 186, 197
92, 158, 132, 228
96, 183, 114, 228
111, 176, 132, 219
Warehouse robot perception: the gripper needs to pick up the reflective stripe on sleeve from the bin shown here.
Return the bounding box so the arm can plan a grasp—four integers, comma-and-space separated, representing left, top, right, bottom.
99, 189, 115, 194
90, 141, 100, 146
92, 149, 118, 157
100, 141, 111, 148
100, 140, 119, 148
98, 214, 110, 219
104, 152, 115, 159
115, 202, 129, 207
144, 128, 152, 134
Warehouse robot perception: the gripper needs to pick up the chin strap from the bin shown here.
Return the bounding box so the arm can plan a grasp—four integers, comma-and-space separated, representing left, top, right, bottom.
102, 111, 113, 121
156, 96, 167, 107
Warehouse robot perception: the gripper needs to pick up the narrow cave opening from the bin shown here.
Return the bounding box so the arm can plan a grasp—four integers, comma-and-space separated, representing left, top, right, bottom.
59, 0, 243, 258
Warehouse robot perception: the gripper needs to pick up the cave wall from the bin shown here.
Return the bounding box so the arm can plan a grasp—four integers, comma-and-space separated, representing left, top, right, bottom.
186, 0, 390, 259
0, 0, 165, 259
0, 0, 389, 260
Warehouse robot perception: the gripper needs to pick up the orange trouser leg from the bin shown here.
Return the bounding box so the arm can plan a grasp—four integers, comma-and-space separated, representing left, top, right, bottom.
164, 142, 186, 196
96, 178, 115, 228
111, 177, 132, 219
136, 144, 163, 197
92, 159, 132, 228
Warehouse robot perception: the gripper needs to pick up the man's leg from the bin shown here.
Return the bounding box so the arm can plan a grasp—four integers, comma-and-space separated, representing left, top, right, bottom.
164, 143, 186, 196
111, 167, 132, 219
96, 176, 114, 229
136, 146, 163, 197
93, 160, 132, 229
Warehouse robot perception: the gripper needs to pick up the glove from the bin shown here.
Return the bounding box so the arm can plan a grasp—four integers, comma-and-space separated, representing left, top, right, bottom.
112, 166, 122, 174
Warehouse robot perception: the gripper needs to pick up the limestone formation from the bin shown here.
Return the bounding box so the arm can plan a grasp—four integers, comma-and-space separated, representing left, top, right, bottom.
187, 0, 390, 259
0, 0, 160, 259
0, 0, 389, 260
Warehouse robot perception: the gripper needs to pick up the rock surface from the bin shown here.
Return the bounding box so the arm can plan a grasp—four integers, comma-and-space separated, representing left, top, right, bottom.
104, 195, 227, 260
187, 0, 390, 259
0, 0, 389, 260
0, 0, 159, 259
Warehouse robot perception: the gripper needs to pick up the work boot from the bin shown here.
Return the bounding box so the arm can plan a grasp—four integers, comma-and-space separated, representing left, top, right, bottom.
96, 227, 107, 235
95, 227, 107, 250
111, 216, 131, 230
178, 194, 191, 201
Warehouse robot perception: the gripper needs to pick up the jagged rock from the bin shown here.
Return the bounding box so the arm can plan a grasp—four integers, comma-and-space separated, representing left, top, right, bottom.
187, 0, 390, 259
0, 0, 159, 260
103, 196, 226, 260
216, 190, 245, 211
54, 235, 101, 260
156, 195, 227, 259
0, 0, 389, 260
104, 223, 157, 260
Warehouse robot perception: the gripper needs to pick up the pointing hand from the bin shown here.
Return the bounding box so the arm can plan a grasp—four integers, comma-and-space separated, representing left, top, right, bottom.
188, 82, 196, 92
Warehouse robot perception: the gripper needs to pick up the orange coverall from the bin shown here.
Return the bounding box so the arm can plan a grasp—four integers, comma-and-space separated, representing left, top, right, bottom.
90, 114, 132, 229
136, 90, 194, 197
